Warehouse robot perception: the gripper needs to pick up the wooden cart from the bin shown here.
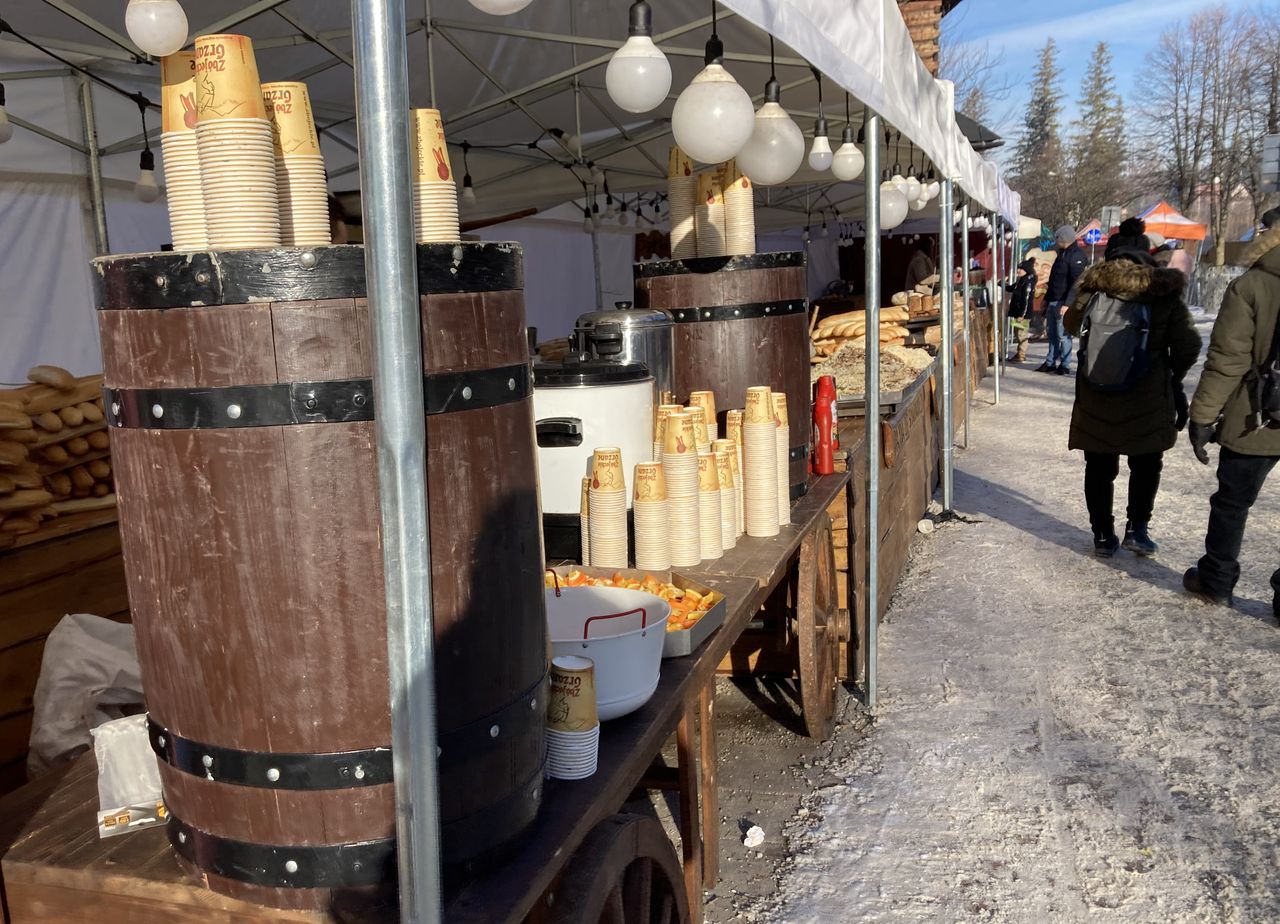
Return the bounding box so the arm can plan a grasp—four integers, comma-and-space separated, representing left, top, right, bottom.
2, 475, 849, 924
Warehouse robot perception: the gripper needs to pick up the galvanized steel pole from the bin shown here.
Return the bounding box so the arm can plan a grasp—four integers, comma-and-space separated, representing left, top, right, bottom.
959, 200, 971, 449
77, 79, 108, 255
992, 214, 1002, 405
352, 0, 442, 918
863, 108, 881, 712
939, 178, 956, 512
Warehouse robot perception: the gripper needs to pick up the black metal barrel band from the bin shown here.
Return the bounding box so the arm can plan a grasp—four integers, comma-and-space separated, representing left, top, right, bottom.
666, 299, 807, 323
435, 672, 548, 770
790, 443, 809, 462
167, 814, 395, 890
104, 363, 532, 429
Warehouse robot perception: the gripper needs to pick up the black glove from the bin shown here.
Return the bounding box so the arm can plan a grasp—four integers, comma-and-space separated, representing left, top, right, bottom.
1189, 421, 1216, 465
1173, 387, 1189, 432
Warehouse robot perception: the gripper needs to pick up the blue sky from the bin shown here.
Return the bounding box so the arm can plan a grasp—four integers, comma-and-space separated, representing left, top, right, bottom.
943, 0, 1257, 151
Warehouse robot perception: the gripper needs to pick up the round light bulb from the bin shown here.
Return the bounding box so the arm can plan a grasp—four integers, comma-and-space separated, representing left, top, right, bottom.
461, 184, 477, 206
467, 0, 535, 14
735, 101, 804, 186
911, 196, 928, 212
880, 181, 909, 231
124, 0, 189, 57
606, 33, 672, 114
583, 215, 594, 233
891, 173, 910, 197
135, 167, 160, 202
830, 133, 864, 182
591, 165, 605, 185
808, 134, 833, 172
0, 107, 12, 145
905, 175, 922, 201
927, 180, 941, 200
617, 209, 630, 226
672, 63, 755, 165
802, 228, 811, 244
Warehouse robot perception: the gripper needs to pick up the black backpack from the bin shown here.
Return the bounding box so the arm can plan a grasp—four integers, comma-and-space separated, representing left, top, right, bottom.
1248, 314, 1280, 429
1078, 292, 1151, 392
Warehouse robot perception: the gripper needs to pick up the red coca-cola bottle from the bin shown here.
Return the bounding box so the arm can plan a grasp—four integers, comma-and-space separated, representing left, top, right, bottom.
812, 375, 838, 475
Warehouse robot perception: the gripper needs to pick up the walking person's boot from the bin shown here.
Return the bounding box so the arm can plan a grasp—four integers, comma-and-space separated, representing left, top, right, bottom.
1121, 521, 1158, 556
1182, 568, 1234, 607
1092, 524, 1120, 557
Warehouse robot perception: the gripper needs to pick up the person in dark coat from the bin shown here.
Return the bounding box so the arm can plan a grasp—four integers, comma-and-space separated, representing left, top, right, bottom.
1041, 225, 1089, 374
1183, 223, 1280, 611
1063, 248, 1202, 556
1104, 216, 1148, 260
1004, 257, 1037, 363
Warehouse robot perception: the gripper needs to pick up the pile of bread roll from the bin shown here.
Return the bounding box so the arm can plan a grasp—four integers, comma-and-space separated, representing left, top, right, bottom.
0, 366, 114, 547
811, 307, 914, 359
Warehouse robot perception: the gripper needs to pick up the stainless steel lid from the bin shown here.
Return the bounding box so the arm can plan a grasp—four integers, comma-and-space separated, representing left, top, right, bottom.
533, 354, 651, 387
574, 301, 673, 332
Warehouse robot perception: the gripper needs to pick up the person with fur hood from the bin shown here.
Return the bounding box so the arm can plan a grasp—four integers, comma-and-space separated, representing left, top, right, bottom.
1063, 243, 1202, 557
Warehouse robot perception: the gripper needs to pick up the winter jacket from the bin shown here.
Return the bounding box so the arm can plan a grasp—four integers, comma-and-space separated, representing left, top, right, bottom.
1046, 242, 1089, 305
1063, 258, 1202, 455
905, 251, 935, 293
1190, 226, 1280, 456
1004, 264, 1036, 318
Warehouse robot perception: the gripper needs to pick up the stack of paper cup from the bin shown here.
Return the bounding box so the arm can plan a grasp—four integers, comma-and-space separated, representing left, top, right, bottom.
546, 655, 600, 780
588, 448, 628, 569
724, 160, 756, 256
663, 412, 701, 567
654, 404, 682, 462
772, 392, 792, 526
743, 386, 780, 537
633, 462, 670, 571
159, 52, 207, 250
579, 476, 591, 567
194, 34, 280, 250
689, 390, 718, 440
263, 81, 329, 246
696, 168, 727, 257
697, 452, 724, 560
668, 146, 697, 260
685, 405, 712, 454
714, 450, 737, 551
726, 411, 745, 533
411, 108, 460, 243
713, 438, 744, 538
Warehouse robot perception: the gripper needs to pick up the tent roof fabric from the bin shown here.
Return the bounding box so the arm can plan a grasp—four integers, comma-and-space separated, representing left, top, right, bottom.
1137, 201, 1207, 242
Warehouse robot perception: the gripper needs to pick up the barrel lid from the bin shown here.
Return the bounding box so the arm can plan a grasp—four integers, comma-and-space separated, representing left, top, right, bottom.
574, 305, 673, 331
534, 355, 651, 386
633, 251, 805, 279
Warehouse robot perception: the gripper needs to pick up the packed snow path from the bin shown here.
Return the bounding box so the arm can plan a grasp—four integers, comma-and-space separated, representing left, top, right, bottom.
778, 334, 1280, 923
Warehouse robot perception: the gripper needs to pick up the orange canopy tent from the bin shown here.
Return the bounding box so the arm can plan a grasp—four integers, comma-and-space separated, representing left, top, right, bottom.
1136, 201, 1207, 241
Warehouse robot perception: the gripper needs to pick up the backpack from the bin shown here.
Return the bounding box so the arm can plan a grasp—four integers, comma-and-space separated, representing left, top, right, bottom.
1248, 314, 1280, 429
1008, 275, 1034, 318
1078, 292, 1151, 392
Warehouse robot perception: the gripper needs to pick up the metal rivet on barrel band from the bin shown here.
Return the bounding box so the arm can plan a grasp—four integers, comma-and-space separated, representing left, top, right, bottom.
734, 309, 742, 316
195, 272, 210, 284
202, 754, 213, 768
299, 252, 317, 269
462, 386, 473, 400
151, 404, 163, 418
354, 765, 365, 780
111, 402, 120, 415
157, 734, 165, 748
284, 859, 299, 874
177, 831, 187, 844
154, 275, 166, 288
489, 725, 500, 738
764, 306, 771, 313
508, 378, 516, 390
530, 697, 537, 710
305, 397, 318, 410
226, 404, 242, 420
266, 767, 280, 782
353, 394, 366, 407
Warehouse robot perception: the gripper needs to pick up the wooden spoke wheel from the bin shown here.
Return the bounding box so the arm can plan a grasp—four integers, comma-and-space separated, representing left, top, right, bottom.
797, 512, 839, 740
547, 814, 691, 924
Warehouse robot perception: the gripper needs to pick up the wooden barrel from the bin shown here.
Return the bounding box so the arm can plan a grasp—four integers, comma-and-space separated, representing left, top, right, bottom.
634, 252, 810, 498
93, 244, 547, 911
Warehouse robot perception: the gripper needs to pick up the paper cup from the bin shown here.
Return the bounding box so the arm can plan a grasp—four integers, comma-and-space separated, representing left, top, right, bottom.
262, 81, 321, 157
634, 462, 667, 502
663, 413, 695, 456
689, 391, 717, 437
745, 387, 775, 424
771, 392, 789, 427
591, 447, 626, 493
411, 108, 454, 183
547, 655, 598, 732
684, 405, 710, 452
668, 145, 694, 178
697, 452, 719, 494
194, 35, 267, 121
161, 52, 198, 134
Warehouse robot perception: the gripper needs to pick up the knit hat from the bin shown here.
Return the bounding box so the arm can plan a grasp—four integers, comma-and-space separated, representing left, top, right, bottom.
1054, 225, 1076, 247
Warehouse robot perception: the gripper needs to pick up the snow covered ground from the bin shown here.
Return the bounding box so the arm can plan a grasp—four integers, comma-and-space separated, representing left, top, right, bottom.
776, 329, 1280, 923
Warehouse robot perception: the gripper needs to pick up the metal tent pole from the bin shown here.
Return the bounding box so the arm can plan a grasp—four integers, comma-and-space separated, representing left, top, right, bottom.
939, 178, 955, 512
992, 214, 1002, 405
352, 0, 442, 919
863, 107, 881, 712
77, 78, 108, 255
959, 200, 971, 450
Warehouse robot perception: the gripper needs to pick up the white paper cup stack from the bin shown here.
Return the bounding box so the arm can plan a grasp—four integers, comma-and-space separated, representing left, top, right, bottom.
663, 412, 702, 567
743, 387, 780, 537
263, 81, 329, 246
695, 169, 727, 258
724, 162, 756, 256
668, 146, 697, 260
160, 52, 207, 250
772, 392, 792, 527
633, 462, 670, 571
411, 108, 461, 243
546, 656, 599, 781
588, 448, 628, 569
579, 476, 591, 567
713, 438, 744, 538
194, 35, 281, 250
714, 450, 737, 551
697, 452, 724, 560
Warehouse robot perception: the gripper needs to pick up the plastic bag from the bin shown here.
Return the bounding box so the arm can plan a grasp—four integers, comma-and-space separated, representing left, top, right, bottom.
91, 713, 165, 838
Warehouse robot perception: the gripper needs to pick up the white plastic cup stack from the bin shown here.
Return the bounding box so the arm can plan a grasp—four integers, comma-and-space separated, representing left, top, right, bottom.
743, 387, 780, 537
724, 160, 756, 256
725, 412, 745, 535
633, 462, 670, 571
714, 449, 737, 550
663, 412, 701, 567
772, 392, 792, 527
193, 35, 281, 250
579, 476, 591, 567
545, 655, 600, 781
668, 146, 697, 260
588, 448, 628, 569
159, 52, 207, 250
410, 108, 461, 243
262, 81, 330, 246
697, 452, 724, 560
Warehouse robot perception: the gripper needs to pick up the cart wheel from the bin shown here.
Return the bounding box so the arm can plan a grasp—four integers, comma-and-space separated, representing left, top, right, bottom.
797, 512, 839, 740
546, 813, 691, 924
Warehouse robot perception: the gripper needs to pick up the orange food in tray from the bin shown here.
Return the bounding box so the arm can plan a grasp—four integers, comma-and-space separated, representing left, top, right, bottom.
547, 570, 717, 632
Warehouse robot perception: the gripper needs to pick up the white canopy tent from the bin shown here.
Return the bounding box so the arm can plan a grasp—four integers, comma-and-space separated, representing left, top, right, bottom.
0, 0, 1019, 380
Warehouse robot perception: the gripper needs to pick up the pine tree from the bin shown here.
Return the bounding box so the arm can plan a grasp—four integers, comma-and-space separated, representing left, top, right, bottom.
1012, 39, 1069, 225
1069, 43, 1127, 225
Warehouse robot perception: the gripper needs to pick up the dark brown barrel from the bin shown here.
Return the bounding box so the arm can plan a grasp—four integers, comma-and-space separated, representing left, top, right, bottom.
93, 243, 547, 912
633, 252, 810, 498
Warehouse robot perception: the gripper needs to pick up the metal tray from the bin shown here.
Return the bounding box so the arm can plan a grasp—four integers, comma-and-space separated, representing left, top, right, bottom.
548, 565, 727, 658
835, 358, 937, 418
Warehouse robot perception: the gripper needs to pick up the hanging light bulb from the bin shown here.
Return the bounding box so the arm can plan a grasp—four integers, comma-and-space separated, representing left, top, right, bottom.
590, 162, 605, 185
735, 74, 804, 186
467, 0, 535, 15
0, 84, 13, 145
671, 11, 754, 165
591, 199, 602, 230
461, 174, 477, 206
831, 126, 864, 182
910, 196, 928, 212
606, 0, 672, 114
582, 205, 594, 234
617, 198, 631, 226
135, 147, 160, 202
125, 0, 189, 57
808, 117, 833, 172
802, 225, 811, 244
880, 180, 909, 230
820, 216, 829, 238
